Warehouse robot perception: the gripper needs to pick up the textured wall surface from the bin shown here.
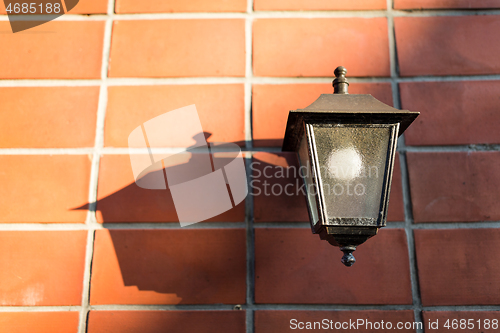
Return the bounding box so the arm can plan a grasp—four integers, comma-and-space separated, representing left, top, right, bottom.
1, 0, 500, 332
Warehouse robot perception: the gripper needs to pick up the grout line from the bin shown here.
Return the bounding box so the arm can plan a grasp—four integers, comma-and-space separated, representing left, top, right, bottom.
421, 305, 500, 311
0, 306, 81, 312
254, 222, 311, 228
88, 304, 238, 311
244, 158, 256, 333
77, 2, 115, 332
0, 220, 499, 231
244, 11, 254, 152
88, 304, 419, 311
1, 303, 499, 312
243, 304, 416, 311
103, 222, 246, 229
244, 2, 255, 326
391, 75, 500, 82
0, 148, 96, 154
252, 222, 408, 229
2, 303, 500, 312
3, 74, 500, 88
410, 221, 500, 229
0, 144, 498, 155
244, 5, 255, 333
403, 144, 500, 152
399, 143, 424, 331
0, 224, 96, 231
2, 8, 500, 21
78, 230, 95, 333
0, 80, 102, 87
387, 0, 424, 330
0, 11, 384, 20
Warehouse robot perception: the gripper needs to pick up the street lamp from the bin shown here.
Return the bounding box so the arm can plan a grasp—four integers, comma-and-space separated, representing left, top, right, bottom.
282, 66, 419, 266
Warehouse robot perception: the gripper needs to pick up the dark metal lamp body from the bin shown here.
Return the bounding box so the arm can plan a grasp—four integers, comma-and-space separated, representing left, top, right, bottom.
282, 67, 419, 266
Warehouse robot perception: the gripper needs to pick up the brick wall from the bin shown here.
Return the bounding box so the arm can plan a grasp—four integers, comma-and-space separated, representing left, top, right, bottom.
1, 0, 500, 332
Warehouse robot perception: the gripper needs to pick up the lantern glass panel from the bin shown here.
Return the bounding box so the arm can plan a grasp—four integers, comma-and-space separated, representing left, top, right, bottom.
298, 131, 319, 225
311, 124, 397, 225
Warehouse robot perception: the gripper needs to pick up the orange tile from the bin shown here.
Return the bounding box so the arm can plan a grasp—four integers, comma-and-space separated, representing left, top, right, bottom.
0, 155, 91, 223
0, 312, 79, 333
0, 21, 104, 79
67, 0, 108, 13
395, 16, 500, 76
255, 228, 412, 304
423, 311, 500, 332
395, 0, 500, 9
115, 0, 246, 13
104, 85, 245, 147
407, 152, 500, 222
0, 231, 87, 305
97, 154, 177, 223
0, 87, 99, 148
0, 0, 108, 14
253, 18, 390, 77
416, 229, 500, 305
401, 81, 500, 146
109, 20, 245, 77
255, 0, 386, 10
96, 155, 245, 223
252, 83, 393, 147
252, 152, 309, 222
90, 229, 246, 305
256, 311, 416, 332
88, 311, 246, 333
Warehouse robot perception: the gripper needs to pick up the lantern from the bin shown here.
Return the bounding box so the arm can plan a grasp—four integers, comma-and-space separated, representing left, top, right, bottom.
282, 66, 419, 266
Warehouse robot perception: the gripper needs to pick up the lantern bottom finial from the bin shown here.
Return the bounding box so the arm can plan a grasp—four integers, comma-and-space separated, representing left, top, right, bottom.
318, 226, 378, 267
340, 245, 356, 267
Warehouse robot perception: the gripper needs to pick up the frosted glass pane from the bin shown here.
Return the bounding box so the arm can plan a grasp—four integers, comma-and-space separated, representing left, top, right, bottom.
298, 131, 319, 225
312, 124, 395, 224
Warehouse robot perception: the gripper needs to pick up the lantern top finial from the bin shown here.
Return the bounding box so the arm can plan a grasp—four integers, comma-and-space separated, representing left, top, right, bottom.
333, 66, 349, 94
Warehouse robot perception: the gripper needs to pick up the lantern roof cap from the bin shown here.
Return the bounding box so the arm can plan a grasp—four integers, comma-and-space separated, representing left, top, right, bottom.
282, 93, 419, 152
301, 93, 400, 112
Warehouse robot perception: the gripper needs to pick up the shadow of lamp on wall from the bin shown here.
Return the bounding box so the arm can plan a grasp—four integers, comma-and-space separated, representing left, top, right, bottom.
73, 132, 247, 304
282, 66, 419, 266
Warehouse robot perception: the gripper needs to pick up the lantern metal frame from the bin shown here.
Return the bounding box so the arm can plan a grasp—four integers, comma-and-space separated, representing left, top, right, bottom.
282, 66, 419, 266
